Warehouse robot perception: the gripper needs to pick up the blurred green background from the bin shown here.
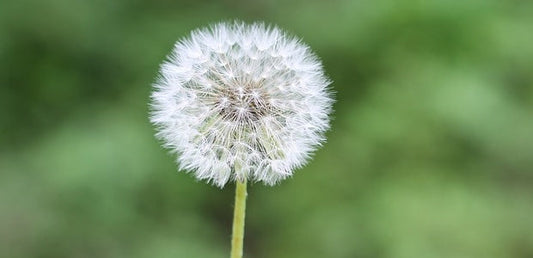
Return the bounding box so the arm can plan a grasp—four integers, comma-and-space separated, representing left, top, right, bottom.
1, 0, 533, 257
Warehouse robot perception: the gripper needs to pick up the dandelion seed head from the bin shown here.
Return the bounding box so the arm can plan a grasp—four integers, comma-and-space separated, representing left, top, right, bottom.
150, 21, 333, 187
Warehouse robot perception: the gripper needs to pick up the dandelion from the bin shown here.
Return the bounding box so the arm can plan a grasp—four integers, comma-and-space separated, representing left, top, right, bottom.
150, 21, 333, 258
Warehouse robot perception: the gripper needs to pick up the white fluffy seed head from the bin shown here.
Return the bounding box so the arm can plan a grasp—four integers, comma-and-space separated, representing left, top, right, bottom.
150, 21, 333, 187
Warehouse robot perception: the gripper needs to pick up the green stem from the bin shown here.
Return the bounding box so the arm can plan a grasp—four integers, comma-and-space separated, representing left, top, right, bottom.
230, 179, 247, 258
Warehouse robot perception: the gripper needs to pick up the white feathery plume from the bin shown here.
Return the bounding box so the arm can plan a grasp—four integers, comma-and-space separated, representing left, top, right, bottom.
150, 21, 333, 187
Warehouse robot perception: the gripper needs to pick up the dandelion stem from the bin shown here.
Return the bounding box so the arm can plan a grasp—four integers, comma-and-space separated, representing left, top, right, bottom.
230, 179, 247, 258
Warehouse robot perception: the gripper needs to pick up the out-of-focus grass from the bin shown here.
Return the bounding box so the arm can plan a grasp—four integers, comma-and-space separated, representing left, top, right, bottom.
1, 0, 532, 257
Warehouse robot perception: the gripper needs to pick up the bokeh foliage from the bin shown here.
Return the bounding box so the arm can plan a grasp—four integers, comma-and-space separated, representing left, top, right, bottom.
1, 0, 532, 257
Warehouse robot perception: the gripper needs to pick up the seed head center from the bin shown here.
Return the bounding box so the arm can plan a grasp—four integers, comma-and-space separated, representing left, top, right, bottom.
217, 84, 269, 122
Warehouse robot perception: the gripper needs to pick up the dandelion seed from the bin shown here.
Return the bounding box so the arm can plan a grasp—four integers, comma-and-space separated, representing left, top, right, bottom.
150, 21, 333, 188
